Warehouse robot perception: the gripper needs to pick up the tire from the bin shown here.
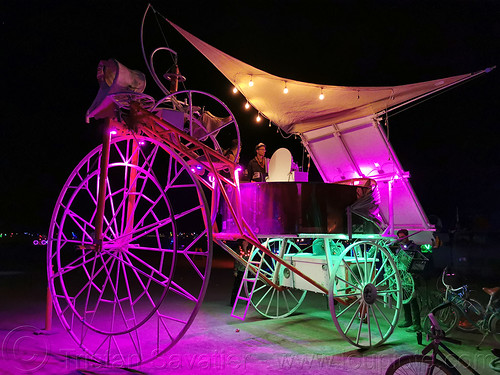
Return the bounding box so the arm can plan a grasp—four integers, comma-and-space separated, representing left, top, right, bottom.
457, 298, 484, 332
385, 354, 458, 374
488, 312, 500, 345
423, 303, 459, 335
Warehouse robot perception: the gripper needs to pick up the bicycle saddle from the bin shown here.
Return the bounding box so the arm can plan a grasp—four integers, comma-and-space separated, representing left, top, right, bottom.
482, 286, 500, 296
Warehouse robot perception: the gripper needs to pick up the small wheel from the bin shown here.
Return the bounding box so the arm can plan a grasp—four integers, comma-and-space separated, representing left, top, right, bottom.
423, 303, 459, 335
488, 312, 500, 344
391, 269, 414, 304
153, 90, 240, 161
48, 136, 212, 366
457, 298, 484, 332
246, 238, 307, 318
329, 240, 402, 348
385, 354, 457, 375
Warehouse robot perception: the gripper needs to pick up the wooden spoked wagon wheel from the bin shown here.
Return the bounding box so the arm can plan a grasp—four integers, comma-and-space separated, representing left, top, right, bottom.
329, 240, 402, 348
246, 238, 308, 319
47, 135, 212, 366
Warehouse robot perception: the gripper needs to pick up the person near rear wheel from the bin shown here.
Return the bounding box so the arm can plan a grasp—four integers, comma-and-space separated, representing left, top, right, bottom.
396, 229, 422, 332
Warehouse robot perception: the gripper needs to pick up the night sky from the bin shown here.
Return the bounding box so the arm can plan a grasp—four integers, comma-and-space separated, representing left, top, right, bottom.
2, 0, 499, 234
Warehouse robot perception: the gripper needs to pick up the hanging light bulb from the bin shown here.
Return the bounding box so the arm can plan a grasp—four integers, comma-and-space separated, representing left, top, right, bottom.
256, 113, 261, 122
319, 88, 325, 100
283, 82, 288, 94
249, 75, 254, 87
244, 102, 250, 110
232, 86, 238, 94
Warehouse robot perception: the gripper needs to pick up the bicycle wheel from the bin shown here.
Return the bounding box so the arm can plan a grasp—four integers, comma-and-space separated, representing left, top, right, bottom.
391, 269, 414, 304
385, 354, 457, 374
423, 303, 459, 335
246, 238, 307, 318
458, 298, 484, 332
488, 312, 500, 344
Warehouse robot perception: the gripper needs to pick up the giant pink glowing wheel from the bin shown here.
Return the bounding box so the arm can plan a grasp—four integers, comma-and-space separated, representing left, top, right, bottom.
47, 136, 212, 366
329, 240, 402, 348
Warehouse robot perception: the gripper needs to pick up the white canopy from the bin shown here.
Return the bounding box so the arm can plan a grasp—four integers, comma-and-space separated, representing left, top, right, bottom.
167, 19, 490, 134
165, 18, 493, 242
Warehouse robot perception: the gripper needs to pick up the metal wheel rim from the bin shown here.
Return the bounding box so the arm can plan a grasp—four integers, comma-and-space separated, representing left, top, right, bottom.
391, 269, 415, 304
47, 136, 212, 366
423, 304, 459, 334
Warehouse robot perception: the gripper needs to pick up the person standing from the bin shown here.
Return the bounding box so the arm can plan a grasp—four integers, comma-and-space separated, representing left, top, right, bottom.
246, 143, 268, 182
396, 229, 422, 332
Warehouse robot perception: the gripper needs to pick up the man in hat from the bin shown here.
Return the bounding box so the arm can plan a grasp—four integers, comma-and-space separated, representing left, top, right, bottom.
246, 142, 268, 182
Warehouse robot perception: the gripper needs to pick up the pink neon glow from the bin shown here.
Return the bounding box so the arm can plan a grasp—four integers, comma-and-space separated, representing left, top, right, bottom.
110, 130, 117, 135
234, 167, 241, 188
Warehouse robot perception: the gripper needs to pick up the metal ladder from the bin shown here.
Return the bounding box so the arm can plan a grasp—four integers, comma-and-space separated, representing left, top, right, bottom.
230, 248, 265, 320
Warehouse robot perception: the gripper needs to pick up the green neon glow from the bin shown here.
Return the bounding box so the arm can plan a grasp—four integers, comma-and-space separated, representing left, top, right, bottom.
421, 244, 433, 253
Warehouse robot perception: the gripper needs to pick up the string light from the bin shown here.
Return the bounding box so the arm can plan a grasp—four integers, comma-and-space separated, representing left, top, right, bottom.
283, 82, 288, 94
244, 102, 250, 110
319, 88, 325, 100
232, 86, 238, 94
256, 113, 261, 122
249, 75, 254, 87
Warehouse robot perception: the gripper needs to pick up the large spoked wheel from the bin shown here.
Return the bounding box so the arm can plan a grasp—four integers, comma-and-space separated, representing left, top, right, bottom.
423, 303, 459, 335
153, 90, 240, 161
47, 135, 212, 366
329, 240, 402, 348
385, 354, 456, 375
246, 238, 307, 319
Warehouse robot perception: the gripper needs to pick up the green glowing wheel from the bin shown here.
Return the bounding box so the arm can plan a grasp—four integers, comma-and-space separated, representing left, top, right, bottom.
329, 240, 402, 348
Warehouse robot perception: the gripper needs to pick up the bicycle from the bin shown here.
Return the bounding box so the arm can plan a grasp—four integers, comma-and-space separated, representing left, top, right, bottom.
422, 267, 500, 348
386, 312, 500, 374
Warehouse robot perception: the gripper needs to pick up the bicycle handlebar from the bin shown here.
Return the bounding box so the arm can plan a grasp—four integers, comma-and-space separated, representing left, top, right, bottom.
441, 267, 468, 293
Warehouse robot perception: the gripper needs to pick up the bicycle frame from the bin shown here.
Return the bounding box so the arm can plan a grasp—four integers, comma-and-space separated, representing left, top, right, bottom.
421, 334, 480, 375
